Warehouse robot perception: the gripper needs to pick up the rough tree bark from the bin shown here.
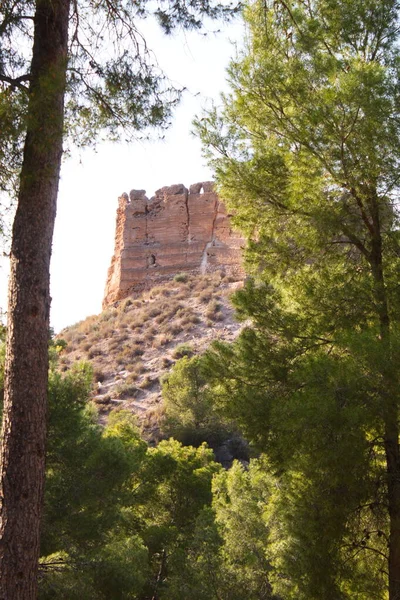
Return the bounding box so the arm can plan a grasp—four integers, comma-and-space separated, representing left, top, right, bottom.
367, 194, 400, 600
0, 0, 70, 598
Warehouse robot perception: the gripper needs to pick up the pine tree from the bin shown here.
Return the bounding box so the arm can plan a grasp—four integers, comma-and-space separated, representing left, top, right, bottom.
196, 0, 400, 597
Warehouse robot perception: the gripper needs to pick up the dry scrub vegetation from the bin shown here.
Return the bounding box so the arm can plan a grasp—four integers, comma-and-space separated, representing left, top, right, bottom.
58, 271, 244, 442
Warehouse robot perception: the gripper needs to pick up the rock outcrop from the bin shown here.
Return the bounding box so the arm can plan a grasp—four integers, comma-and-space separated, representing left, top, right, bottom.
103, 182, 245, 307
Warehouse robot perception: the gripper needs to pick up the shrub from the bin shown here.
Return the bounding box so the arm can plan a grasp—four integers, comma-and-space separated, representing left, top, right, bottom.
146, 306, 162, 319
125, 362, 146, 380
93, 369, 106, 383
178, 315, 198, 331
99, 323, 115, 337
131, 343, 145, 357
148, 286, 165, 298
159, 288, 171, 297
141, 405, 165, 437
174, 272, 189, 283
108, 339, 120, 352
188, 314, 201, 325
152, 334, 171, 348
139, 375, 155, 389
199, 290, 213, 303
205, 300, 223, 321
174, 292, 187, 301
162, 357, 174, 368
89, 331, 101, 342
88, 347, 103, 359
117, 333, 129, 343
161, 356, 230, 448
143, 328, 155, 342
173, 343, 194, 359
125, 372, 138, 383
214, 311, 225, 322
168, 323, 183, 336
115, 383, 139, 399
93, 394, 112, 405
99, 309, 117, 322
119, 297, 133, 312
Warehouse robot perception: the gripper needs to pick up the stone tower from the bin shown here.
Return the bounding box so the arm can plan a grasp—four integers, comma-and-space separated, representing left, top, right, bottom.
103, 182, 245, 307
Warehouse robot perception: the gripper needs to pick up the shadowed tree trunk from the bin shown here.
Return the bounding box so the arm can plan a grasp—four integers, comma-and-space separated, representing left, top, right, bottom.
367, 197, 400, 600
0, 0, 70, 597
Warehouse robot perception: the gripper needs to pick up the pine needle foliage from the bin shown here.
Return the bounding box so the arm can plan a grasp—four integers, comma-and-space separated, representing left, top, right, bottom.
195, 0, 400, 597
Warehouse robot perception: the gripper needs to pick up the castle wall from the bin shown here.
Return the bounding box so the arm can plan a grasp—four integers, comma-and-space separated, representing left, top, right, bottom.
103, 182, 245, 307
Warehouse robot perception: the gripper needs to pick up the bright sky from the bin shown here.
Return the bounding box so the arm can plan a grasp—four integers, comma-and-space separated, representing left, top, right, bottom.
0, 17, 244, 333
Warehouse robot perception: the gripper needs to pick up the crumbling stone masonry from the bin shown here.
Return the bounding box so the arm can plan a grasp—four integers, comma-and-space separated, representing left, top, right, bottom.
103, 182, 245, 307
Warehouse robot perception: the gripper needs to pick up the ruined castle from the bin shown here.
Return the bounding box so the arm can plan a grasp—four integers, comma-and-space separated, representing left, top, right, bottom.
103, 182, 245, 307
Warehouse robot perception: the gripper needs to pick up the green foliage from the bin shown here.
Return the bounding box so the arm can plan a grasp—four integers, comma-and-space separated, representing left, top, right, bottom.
163, 506, 224, 600
164, 458, 279, 600
91, 535, 149, 600
199, 283, 392, 598
162, 356, 231, 447
41, 366, 150, 598
0, 328, 5, 409
173, 273, 189, 283
0, 331, 282, 599
195, 0, 400, 597
212, 459, 277, 599
196, 0, 400, 314
172, 342, 194, 358
0, 79, 28, 196
36, 357, 226, 599
122, 439, 222, 599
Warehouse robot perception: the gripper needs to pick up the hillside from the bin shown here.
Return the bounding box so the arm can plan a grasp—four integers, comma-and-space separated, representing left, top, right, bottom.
59, 271, 245, 443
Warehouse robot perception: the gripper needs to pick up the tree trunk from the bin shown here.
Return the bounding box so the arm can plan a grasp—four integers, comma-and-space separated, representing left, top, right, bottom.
385, 418, 400, 600
370, 216, 400, 600
0, 1, 70, 598
151, 549, 168, 600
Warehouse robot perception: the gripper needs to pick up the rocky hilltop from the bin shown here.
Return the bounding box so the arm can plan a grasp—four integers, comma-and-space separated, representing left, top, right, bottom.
60, 272, 246, 445
103, 182, 245, 307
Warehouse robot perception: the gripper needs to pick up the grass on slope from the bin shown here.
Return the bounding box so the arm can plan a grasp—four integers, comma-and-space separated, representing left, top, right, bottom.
58, 271, 243, 442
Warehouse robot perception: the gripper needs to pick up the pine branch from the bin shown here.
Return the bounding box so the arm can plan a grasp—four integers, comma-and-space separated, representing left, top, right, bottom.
0, 73, 30, 91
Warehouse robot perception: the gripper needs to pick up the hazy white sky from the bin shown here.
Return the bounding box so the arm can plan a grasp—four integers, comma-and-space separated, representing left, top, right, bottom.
0, 17, 244, 333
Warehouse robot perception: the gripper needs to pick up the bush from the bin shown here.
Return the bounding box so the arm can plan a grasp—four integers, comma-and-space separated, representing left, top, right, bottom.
152, 334, 171, 348
115, 383, 139, 399
93, 369, 106, 383
132, 343, 145, 357
119, 297, 133, 312
205, 300, 223, 321
88, 346, 103, 359
199, 290, 213, 303
173, 343, 194, 359
139, 375, 156, 389
161, 356, 230, 448
174, 272, 189, 283
168, 323, 183, 336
